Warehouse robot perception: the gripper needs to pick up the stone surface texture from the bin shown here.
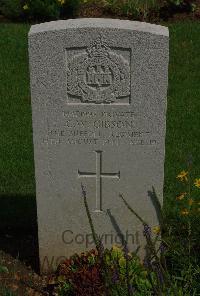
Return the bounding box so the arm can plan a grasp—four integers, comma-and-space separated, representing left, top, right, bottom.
29, 18, 169, 272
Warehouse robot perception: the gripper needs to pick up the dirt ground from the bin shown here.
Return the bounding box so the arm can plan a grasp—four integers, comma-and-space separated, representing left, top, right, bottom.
0, 249, 58, 295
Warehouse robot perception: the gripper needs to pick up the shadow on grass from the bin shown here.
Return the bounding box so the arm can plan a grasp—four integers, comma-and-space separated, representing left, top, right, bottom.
0, 194, 39, 272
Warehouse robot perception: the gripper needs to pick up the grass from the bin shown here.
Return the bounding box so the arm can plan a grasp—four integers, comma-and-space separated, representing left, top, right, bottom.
0, 21, 200, 229
0, 23, 34, 195
164, 21, 200, 217
0, 287, 16, 296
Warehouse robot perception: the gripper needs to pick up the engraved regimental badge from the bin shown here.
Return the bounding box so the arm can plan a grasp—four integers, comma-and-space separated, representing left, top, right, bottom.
66, 37, 130, 104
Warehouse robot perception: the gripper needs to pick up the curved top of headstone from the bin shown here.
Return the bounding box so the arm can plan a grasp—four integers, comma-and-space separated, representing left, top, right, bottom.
29, 18, 168, 37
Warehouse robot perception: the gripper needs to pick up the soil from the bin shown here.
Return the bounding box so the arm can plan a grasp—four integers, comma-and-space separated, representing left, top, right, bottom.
0, 250, 58, 295
0, 230, 59, 295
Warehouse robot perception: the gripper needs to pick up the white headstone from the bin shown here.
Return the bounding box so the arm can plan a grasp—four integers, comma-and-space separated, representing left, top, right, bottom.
29, 18, 169, 272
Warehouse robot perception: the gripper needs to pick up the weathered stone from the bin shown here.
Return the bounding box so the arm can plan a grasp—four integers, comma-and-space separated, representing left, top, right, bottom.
29, 18, 169, 272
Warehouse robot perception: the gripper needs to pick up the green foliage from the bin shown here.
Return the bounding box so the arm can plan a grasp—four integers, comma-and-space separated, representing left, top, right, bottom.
61, 0, 81, 17
0, 0, 23, 19
105, 0, 196, 20
110, 0, 196, 20
57, 247, 153, 295
168, 0, 191, 6
161, 0, 195, 19
0, 0, 81, 21
0, 265, 9, 274
0, 0, 196, 20
120, 177, 200, 295
24, 0, 61, 21
162, 166, 200, 294
75, 177, 200, 295
104, 247, 153, 295
0, 286, 16, 296
57, 249, 105, 295
58, 281, 74, 295
105, 0, 162, 20
167, 0, 181, 5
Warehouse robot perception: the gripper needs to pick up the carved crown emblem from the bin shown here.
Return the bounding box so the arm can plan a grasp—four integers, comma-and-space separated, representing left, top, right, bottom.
87, 38, 109, 58
67, 37, 130, 104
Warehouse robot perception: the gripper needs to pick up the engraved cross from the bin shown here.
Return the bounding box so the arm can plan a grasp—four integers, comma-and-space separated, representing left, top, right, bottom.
78, 150, 120, 212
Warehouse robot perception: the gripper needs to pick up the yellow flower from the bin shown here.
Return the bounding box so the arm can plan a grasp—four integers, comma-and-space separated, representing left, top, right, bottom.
23, 4, 29, 10
111, 245, 123, 258
194, 178, 200, 188
143, 271, 148, 277
112, 245, 121, 252
188, 198, 194, 206
58, 0, 65, 4
180, 209, 189, 216
176, 192, 187, 201
153, 226, 161, 234
119, 257, 126, 267
176, 170, 188, 182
